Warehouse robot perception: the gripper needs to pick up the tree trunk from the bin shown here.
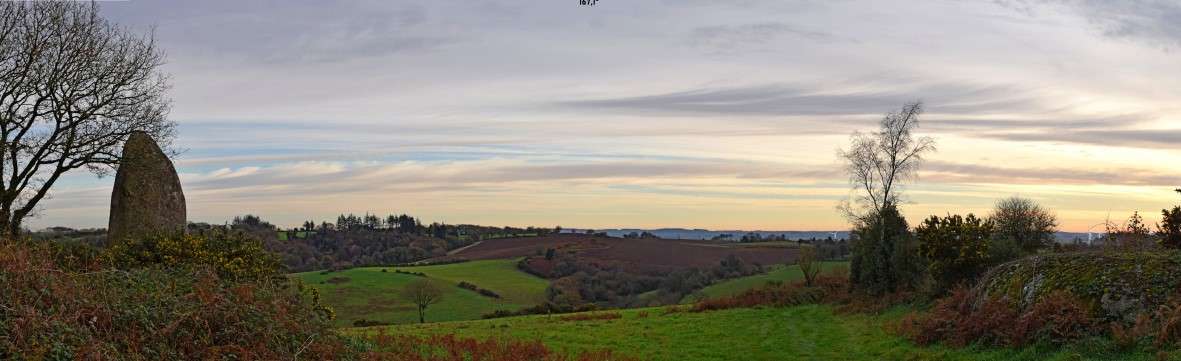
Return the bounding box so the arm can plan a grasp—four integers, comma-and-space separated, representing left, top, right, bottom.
418, 306, 425, 324
0, 207, 16, 241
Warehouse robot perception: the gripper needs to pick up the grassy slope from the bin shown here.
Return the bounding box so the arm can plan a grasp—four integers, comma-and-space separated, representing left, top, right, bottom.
363, 305, 1151, 361
693, 261, 848, 301
295, 259, 547, 326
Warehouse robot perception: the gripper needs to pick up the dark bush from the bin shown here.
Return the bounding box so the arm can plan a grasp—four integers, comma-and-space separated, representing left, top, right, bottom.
458, 281, 502, 299
353, 318, 391, 327
458, 281, 479, 291
478, 288, 502, 299
850, 204, 923, 295
1161, 205, 1181, 249
395, 269, 427, 277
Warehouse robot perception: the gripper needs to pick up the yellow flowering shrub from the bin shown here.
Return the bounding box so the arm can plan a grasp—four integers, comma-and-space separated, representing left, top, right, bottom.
104, 230, 282, 280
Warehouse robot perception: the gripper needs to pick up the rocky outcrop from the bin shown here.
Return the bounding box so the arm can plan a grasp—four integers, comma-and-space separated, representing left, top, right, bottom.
974, 251, 1181, 322
108, 131, 186, 242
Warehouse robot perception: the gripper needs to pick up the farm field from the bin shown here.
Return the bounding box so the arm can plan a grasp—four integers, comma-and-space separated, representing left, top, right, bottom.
692, 261, 849, 301
295, 259, 548, 327
448, 234, 798, 273
362, 305, 1151, 361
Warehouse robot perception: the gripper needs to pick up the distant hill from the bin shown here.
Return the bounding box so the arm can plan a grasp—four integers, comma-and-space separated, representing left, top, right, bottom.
567, 228, 848, 241
565, 228, 1092, 243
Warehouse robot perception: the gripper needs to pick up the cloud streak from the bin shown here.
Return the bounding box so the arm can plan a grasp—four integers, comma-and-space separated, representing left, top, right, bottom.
984, 129, 1181, 149
925, 160, 1181, 186
561, 81, 1041, 117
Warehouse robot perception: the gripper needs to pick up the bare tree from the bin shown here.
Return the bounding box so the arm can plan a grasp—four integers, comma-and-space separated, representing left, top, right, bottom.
989, 196, 1058, 257
0, 1, 173, 238
839, 102, 935, 293
797, 245, 821, 287
839, 101, 936, 221
402, 279, 444, 324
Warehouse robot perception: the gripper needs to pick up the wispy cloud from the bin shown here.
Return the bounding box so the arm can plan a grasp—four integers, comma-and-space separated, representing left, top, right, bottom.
925, 160, 1181, 186
984, 128, 1181, 149
561, 81, 1040, 117
1000, 0, 1181, 49
690, 22, 847, 54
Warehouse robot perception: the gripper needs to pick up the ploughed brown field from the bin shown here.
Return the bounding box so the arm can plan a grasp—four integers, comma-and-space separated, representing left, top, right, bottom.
445, 234, 798, 273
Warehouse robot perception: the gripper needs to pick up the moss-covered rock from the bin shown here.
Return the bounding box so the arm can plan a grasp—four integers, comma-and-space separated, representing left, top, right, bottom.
974, 251, 1181, 322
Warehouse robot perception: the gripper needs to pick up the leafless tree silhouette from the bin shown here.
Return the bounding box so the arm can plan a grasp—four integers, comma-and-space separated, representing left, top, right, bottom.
0, 1, 173, 237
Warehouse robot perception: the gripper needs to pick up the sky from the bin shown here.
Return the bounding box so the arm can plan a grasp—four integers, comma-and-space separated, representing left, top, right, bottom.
26, 0, 1181, 232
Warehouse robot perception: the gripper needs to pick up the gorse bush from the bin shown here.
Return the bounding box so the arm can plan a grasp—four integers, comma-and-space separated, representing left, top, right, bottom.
104, 230, 282, 281
916, 214, 994, 295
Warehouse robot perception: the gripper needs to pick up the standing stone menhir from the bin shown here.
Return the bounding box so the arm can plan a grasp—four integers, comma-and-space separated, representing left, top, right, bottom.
108, 131, 186, 242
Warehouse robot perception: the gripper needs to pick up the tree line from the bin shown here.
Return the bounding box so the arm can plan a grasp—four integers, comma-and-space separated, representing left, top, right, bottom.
219, 213, 559, 272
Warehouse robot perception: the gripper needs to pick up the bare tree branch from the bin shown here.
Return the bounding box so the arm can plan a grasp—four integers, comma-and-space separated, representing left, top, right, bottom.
0, 1, 174, 237
838, 101, 936, 222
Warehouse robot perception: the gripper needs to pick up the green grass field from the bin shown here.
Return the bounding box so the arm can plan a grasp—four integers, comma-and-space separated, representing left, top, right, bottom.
362, 305, 1154, 361
691, 261, 848, 301
295, 259, 548, 327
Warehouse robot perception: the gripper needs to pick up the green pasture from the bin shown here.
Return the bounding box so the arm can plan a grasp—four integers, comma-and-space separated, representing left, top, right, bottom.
294, 259, 548, 327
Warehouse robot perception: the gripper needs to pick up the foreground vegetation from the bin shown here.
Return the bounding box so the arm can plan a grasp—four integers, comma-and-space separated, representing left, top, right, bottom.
0, 233, 347, 360
296, 259, 548, 326
367, 304, 1153, 361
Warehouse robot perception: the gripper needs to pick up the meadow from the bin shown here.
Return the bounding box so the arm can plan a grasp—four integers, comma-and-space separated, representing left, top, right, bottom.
362, 305, 1153, 361
295, 259, 548, 326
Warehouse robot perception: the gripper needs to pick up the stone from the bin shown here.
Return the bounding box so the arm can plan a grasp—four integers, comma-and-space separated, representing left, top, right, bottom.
108, 131, 186, 242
